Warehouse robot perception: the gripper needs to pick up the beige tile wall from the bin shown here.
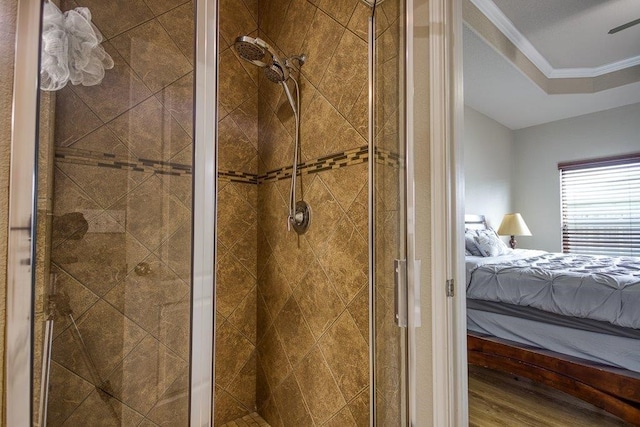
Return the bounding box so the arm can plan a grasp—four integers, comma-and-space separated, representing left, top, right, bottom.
216, 0, 380, 424
45, 0, 195, 425
0, 0, 18, 423
251, 1, 405, 425
215, 0, 260, 423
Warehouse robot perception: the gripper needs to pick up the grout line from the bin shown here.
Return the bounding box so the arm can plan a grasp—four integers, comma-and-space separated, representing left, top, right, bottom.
53, 368, 100, 425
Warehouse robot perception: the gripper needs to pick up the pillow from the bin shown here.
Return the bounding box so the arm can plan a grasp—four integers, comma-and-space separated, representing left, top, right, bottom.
465, 229, 483, 257
475, 229, 511, 257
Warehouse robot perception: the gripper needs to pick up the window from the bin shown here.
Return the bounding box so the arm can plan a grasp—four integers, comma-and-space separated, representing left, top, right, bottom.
559, 153, 640, 257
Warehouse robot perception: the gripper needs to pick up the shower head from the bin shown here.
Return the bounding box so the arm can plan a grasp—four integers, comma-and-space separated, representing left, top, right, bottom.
234, 37, 307, 233
264, 62, 288, 83
234, 35, 272, 67
235, 38, 265, 61
234, 35, 303, 85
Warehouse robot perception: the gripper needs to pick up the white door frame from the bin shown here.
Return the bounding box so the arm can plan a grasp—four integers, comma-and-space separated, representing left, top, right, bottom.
412, 0, 467, 424
450, 0, 468, 425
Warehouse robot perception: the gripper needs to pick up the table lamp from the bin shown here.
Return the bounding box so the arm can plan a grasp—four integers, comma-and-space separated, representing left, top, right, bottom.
497, 213, 532, 249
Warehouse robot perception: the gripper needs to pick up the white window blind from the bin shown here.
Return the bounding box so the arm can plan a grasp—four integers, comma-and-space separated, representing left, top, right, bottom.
559, 153, 640, 257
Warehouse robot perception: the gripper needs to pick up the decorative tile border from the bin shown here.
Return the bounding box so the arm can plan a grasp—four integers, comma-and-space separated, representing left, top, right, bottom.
258, 146, 369, 183
55, 145, 403, 184
375, 147, 403, 167
219, 170, 258, 184
55, 147, 192, 177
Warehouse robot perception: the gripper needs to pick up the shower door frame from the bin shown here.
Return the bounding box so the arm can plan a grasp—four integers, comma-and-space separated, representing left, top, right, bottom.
369, 0, 419, 424
6, 0, 41, 424
5, 0, 220, 425
191, 0, 219, 424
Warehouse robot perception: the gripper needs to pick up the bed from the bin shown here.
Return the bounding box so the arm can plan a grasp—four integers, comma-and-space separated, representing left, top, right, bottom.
464, 214, 640, 424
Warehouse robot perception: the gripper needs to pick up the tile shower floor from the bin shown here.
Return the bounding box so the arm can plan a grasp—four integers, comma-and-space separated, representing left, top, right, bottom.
220, 412, 270, 427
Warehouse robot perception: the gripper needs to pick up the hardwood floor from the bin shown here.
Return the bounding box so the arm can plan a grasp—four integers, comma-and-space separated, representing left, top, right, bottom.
468, 365, 631, 426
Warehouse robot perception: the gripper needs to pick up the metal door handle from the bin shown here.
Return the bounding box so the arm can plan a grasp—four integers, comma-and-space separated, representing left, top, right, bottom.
394, 259, 407, 327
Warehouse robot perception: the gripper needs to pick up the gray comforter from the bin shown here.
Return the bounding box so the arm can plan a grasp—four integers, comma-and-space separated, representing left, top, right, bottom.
466, 251, 640, 329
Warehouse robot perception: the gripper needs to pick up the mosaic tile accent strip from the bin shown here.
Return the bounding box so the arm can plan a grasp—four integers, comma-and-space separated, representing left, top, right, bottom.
375, 147, 403, 168
218, 170, 258, 184
258, 146, 369, 183
55, 147, 192, 177
55, 145, 402, 184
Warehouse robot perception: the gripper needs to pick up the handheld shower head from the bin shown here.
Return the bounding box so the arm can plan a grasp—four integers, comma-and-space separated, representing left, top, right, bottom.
234, 34, 309, 233
235, 39, 265, 61
234, 35, 298, 85
264, 62, 288, 83
234, 36, 271, 67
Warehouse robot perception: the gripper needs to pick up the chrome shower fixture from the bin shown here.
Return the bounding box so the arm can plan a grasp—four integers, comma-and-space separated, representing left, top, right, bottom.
234, 36, 269, 63
234, 35, 270, 67
233, 35, 311, 235
233, 36, 306, 85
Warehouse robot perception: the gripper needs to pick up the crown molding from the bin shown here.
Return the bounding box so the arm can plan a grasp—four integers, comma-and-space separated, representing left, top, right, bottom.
470, 0, 640, 79
548, 55, 640, 78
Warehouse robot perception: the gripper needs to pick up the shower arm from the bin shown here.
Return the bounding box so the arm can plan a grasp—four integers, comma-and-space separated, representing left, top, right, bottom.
286, 54, 307, 70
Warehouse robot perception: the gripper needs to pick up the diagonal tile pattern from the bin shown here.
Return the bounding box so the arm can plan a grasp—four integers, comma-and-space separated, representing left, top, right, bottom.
252, 1, 381, 425
294, 346, 346, 425
70, 0, 154, 40
71, 42, 153, 124
107, 96, 192, 162
53, 86, 102, 147
110, 19, 192, 93
47, 0, 196, 423
318, 28, 368, 118
213, 3, 261, 423
106, 334, 187, 415
45, 0, 403, 424
318, 0, 359, 26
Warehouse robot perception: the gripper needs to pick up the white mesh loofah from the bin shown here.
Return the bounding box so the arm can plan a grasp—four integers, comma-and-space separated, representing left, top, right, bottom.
40, 2, 113, 91
40, 2, 69, 91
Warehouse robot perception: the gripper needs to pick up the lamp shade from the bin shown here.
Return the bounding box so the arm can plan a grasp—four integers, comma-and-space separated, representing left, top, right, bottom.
497, 213, 532, 236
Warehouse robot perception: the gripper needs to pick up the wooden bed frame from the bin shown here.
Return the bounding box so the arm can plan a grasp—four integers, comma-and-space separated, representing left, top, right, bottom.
464, 214, 640, 424
468, 332, 640, 424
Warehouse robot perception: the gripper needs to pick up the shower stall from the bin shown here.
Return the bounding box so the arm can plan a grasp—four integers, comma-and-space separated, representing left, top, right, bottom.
8, 0, 409, 424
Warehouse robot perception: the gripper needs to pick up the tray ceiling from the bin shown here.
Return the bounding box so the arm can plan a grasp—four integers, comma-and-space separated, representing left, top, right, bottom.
464, 0, 640, 129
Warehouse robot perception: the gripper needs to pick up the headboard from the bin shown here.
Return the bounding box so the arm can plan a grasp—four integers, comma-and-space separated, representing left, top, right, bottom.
465, 214, 489, 230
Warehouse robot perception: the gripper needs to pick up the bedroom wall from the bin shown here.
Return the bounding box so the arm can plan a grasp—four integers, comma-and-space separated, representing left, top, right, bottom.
463, 106, 513, 230
512, 102, 640, 252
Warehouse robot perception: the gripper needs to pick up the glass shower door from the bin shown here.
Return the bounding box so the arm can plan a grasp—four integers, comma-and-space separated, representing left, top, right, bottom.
371, 0, 409, 425
31, 0, 196, 424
